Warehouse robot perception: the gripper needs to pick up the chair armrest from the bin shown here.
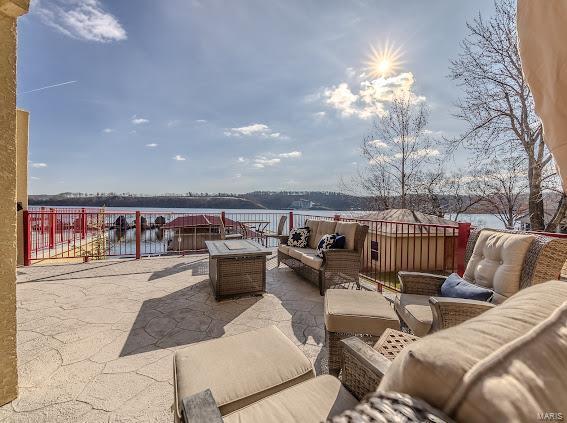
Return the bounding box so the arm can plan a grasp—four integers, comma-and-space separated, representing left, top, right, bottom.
181, 389, 223, 423
322, 249, 360, 263
340, 336, 391, 400
429, 297, 496, 331
397, 271, 446, 296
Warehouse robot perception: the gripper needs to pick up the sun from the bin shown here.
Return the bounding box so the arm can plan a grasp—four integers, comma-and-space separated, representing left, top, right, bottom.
364, 42, 403, 78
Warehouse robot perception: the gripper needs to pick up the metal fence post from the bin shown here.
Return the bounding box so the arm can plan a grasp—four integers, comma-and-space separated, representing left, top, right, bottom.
289, 211, 294, 231
221, 211, 226, 225
456, 222, 471, 276
81, 208, 87, 239
23, 210, 31, 266
49, 208, 55, 249
334, 214, 341, 221
136, 211, 141, 259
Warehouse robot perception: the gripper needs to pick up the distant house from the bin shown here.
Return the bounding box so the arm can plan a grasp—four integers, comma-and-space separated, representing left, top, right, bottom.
290, 199, 314, 209
162, 214, 239, 251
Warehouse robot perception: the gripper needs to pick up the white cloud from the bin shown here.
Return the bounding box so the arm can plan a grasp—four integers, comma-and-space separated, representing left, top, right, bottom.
102, 128, 114, 133
173, 155, 186, 161
313, 111, 326, 119
31, 162, 48, 168
368, 139, 388, 148
132, 116, 149, 125
166, 120, 180, 127
278, 151, 302, 158
33, 0, 127, 43
345, 67, 357, 79
368, 155, 392, 165
253, 157, 281, 168
30, 176, 41, 180
195, 119, 208, 123
145, 143, 158, 148
322, 72, 425, 119
237, 157, 246, 163
225, 123, 286, 139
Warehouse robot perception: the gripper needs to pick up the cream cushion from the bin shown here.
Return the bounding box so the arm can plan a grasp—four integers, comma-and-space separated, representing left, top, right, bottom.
301, 253, 323, 270
335, 222, 359, 250
305, 220, 321, 249
325, 289, 399, 335
173, 326, 314, 417
314, 220, 338, 249
379, 280, 567, 412
287, 247, 315, 260
278, 244, 290, 255
446, 301, 567, 423
464, 230, 534, 303
394, 294, 432, 337
223, 375, 358, 423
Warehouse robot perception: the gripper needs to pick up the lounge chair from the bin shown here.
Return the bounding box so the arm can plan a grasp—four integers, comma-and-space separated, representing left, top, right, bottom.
395, 228, 567, 336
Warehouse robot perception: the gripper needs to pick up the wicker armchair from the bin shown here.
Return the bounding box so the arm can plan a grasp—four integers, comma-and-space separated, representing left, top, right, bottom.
278, 220, 369, 295
396, 228, 567, 335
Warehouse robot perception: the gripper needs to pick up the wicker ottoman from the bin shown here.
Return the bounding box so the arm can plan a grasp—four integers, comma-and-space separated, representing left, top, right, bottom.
173, 326, 315, 422
325, 289, 400, 375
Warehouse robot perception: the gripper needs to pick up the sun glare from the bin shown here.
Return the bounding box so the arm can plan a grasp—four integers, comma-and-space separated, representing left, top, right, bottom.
365, 42, 403, 78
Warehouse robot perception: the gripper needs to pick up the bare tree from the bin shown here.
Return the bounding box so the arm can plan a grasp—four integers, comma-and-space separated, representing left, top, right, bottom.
468, 153, 529, 229
359, 91, 436, 210
449, 0, 565, 231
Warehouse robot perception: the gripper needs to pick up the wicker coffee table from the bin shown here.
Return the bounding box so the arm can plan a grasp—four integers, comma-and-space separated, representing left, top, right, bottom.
205, 239, 272, 300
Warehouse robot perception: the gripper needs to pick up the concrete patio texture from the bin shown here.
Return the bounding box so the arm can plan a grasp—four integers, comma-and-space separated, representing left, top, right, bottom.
1, 254, 327, 422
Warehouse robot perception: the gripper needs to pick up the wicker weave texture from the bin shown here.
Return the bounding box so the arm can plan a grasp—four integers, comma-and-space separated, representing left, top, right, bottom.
340, 345, 383, 401
373, 328, 418, 361
209, 255, 266, 300
328, 391, 454, 423
326, 330, 379, 376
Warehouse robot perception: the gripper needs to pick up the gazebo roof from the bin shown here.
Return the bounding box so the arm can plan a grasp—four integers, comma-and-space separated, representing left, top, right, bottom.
357, 209, 459, 236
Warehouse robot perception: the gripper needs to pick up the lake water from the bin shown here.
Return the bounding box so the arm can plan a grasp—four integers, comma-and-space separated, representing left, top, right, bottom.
43, 205, 505, 229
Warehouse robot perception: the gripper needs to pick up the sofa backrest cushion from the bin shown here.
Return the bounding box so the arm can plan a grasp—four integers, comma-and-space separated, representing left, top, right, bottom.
305, 220, 321, 249
445, 301, 567, 423
314, 220, 338, 249
377, 280, 567, 412
463, 230, 534, 303
335, 222, 359, 250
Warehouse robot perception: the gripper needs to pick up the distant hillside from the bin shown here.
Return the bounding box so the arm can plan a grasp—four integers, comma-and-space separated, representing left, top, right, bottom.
29, 194, 265, 209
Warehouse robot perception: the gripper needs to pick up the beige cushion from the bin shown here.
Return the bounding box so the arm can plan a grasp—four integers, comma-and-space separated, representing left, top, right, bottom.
394, 294, 432, 337
325, 289, 399, 335
378, 280, 567, 412
443, 301, 567, 422
287, 247, 315, 260
278, 244, 290, 255
314, 220, 338, 249
305, 220, 321, 249
464, 230, 534, 303
173, 326, 314, 417
335, 222, 359, 250
301, 253, 323, 270
223, 375, 358, 423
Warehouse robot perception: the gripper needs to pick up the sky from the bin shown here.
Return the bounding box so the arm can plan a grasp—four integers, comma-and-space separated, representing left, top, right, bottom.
18, 0, 496, 195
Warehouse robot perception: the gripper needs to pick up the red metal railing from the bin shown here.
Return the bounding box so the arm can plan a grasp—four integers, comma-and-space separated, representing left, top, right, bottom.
23, 209, 472, 292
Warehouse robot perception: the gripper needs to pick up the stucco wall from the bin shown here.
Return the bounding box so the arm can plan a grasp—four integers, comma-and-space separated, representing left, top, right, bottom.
16, 108, 28, 265
0, 10, 19, 406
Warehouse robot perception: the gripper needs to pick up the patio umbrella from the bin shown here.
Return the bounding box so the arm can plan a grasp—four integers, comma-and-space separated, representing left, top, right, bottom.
517, 0, 567, 187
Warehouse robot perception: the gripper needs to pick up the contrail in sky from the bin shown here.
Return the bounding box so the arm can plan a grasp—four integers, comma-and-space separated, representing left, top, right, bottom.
21, 80, 77, 94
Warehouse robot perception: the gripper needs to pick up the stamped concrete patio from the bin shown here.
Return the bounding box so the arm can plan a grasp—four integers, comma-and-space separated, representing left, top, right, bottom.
1, 254, 327, 422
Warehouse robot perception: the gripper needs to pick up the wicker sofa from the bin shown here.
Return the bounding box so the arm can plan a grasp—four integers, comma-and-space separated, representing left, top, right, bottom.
277, 219, 369, 295
395, 228, 567, 336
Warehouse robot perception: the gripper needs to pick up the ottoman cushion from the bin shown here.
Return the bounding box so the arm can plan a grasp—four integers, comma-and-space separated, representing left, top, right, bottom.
173, 326, 314, 418
223, 375, 358, 423
325, 290, 400, 335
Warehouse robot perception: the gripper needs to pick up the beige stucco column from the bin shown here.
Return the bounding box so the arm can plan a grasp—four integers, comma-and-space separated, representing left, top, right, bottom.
16, 109, 28, 265
0, 0, 29, 406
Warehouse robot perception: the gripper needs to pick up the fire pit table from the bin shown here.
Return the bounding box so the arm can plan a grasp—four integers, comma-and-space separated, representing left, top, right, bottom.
205, 239, 272, 300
